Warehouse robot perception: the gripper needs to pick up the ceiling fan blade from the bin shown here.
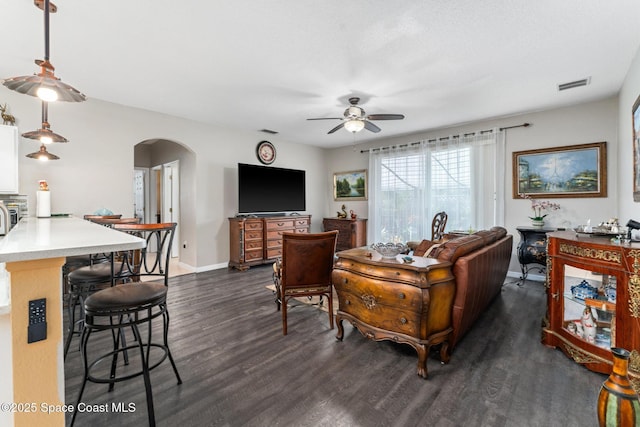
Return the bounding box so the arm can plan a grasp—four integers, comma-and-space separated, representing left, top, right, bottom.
364, 120, 381, 133
367, 114, 405, 121
307, 117, 342, 121
328, 122, 346, 134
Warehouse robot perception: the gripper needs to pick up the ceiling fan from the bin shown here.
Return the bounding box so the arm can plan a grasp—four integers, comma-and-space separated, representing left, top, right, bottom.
307, 97, 404, 134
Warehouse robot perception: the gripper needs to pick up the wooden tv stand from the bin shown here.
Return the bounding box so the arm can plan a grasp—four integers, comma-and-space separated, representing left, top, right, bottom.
332, 247, 455, 378
228, 215, 311, 270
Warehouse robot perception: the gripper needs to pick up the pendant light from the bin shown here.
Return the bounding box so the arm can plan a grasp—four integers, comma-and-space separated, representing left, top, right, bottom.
22, 102, 68, 144
2, 0, 85, 103
26, 144, 60, 161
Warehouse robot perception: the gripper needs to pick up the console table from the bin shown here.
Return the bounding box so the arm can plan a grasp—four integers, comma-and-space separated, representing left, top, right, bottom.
516, 226, 555, 283
332, 248, 455, 379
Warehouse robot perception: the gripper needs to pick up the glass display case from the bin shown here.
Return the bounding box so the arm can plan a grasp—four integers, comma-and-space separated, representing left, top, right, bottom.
543, 231, 640, 390
562, 265, 616, 350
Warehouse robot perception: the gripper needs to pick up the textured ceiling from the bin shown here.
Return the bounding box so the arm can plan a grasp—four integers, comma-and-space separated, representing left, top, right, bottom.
2, 0, 640, 148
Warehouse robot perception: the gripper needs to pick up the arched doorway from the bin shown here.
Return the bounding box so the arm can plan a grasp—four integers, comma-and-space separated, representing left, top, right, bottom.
134, 139, 197, 276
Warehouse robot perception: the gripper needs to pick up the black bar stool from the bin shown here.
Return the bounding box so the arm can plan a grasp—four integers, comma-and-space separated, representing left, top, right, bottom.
70, 222, 182, 427
64, 217, 141, 359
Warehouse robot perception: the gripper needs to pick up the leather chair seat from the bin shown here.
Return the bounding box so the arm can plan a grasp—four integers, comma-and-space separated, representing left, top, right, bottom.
68, 262, 130, 283
64, 255, 92, 269
85, 283, 167, 312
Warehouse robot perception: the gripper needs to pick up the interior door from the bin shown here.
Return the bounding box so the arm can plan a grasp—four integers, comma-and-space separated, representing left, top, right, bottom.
133, 168, 147, 222
162, 161, 180, 257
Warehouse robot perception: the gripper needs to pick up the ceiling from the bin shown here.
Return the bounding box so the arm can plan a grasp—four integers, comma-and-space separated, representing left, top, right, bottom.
2, 1, 640, 148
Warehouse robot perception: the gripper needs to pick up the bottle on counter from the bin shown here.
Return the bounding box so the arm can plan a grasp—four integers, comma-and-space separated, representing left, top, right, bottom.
36, 180, 51, 218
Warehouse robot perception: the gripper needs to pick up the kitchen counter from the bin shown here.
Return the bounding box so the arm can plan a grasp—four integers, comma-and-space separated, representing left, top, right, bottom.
0, 216, 145, 427
0, 216, 144, 262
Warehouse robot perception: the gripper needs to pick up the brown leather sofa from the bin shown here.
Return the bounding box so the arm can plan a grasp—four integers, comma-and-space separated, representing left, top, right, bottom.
410, 226, 513, 353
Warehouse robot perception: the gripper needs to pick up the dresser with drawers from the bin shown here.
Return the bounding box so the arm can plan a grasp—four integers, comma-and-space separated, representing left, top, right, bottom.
229, 215, 311, 270
322, 217, 367, 251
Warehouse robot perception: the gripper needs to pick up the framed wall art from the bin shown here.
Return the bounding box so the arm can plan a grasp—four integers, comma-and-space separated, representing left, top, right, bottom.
633, 94, 640, 201
512, 141, 607, 198
333, 169, 367, 201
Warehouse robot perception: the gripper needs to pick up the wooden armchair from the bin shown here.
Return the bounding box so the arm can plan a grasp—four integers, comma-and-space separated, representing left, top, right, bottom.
273, 230, 338, 335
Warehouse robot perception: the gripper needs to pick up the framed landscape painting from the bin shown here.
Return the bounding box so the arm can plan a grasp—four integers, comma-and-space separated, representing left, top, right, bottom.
333, 169, 367, 201
512, 142, 607, 198
633, 94, 640, 201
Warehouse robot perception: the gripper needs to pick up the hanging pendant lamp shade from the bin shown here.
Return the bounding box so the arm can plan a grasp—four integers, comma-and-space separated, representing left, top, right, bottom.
22, 102, 68, 143
26, 144, 60, 161
2, 0, 85, 102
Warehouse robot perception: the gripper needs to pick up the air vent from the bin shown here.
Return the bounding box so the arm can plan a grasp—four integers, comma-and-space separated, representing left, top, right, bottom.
260, 129, 278, 135
558, 77, 591, 91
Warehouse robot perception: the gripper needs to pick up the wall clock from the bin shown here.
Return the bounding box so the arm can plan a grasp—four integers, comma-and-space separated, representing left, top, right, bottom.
256, 141, 276, 165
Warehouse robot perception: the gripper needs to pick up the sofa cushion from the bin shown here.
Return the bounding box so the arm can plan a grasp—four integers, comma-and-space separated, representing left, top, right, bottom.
431, 234, 485, 263
490, 226, 507, 240
474, 230, 497, 245
413, 239, 436, 257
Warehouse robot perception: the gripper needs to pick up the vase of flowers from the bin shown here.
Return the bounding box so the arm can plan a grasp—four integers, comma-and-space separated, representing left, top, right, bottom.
520, 194, 560, 227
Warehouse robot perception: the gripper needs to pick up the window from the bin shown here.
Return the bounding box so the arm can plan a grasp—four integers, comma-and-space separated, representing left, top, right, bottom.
368, 131, 503, 243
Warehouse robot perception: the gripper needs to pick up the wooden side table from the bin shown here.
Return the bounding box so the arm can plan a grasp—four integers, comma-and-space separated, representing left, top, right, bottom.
516, 226, 555, 284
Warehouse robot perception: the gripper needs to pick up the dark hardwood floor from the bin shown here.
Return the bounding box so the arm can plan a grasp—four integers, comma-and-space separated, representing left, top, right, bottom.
64, 266, 605, 427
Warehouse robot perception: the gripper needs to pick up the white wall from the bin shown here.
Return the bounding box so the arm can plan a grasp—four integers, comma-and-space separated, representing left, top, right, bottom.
1, 89, 327, 270
618, 46, 640, 222
325, 96, 620, 274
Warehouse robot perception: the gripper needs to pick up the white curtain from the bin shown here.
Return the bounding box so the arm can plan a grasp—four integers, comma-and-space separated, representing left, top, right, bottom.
368, 129, 505, 244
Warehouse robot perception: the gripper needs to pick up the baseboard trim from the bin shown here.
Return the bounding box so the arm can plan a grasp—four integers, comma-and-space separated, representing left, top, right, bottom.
195, 262, 228, 273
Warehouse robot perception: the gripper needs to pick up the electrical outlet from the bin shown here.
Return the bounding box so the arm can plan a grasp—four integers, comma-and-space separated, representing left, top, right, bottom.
28, 298, 47, 343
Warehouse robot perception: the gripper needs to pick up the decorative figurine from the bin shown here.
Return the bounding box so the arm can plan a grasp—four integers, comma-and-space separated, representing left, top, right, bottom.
350, 209, 357, 219
39, 180, 49, 191
0, 103, 16, 126
337, 204, 347, 218
581, 307, 597, 343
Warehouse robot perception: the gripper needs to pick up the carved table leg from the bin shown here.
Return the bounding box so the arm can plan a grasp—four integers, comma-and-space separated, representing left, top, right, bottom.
415, 344, 429, 379
335, 315, 344, 341
440, 341, 450, 364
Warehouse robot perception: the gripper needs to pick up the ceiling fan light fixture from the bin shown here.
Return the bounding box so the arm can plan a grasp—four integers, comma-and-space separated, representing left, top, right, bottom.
26, 144, 59, 161
344, 119, 365, 133
346, 106, 363, 118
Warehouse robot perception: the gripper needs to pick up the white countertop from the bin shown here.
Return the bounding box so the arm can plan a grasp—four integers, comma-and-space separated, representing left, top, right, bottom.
0, 216, 146, 263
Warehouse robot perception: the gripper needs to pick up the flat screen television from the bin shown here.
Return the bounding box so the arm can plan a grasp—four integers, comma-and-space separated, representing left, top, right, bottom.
238, 163, 306, 214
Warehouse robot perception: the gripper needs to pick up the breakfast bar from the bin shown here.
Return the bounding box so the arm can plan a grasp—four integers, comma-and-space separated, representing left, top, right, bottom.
0, 216, 145, 427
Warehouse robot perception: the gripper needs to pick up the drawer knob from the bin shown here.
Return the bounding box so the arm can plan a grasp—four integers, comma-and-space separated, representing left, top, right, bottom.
398, 292, 405, 299
400, 317, 407, 324
343, 278, 348, 284
345, 299, 350, 305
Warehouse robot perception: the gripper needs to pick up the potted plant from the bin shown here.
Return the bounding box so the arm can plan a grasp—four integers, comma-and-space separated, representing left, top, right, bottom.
520, 194, 560, 227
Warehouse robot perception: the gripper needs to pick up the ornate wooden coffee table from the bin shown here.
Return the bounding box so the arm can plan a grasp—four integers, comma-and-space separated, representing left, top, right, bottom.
332, 247, 456, 379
